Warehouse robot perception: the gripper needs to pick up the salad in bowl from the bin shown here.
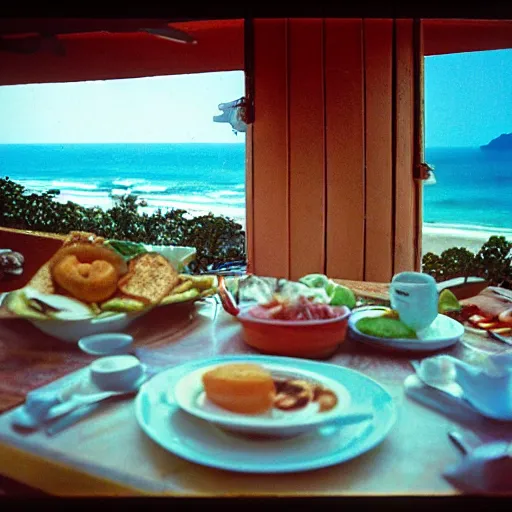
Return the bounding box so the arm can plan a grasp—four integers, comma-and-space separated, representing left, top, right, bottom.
217, 273, 356, 358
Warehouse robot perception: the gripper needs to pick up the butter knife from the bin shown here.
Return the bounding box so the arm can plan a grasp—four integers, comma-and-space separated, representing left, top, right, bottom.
45, 402, 102, 436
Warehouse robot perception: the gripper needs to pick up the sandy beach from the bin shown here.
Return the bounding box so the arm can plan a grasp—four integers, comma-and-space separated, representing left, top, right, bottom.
422, 223, 512, 256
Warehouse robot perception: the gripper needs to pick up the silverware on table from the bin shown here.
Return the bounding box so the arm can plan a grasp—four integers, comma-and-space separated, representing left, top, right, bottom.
44, 370, 161, 436
448, 429, 483, 454
444, 429, 512, 493
488, 330, 512, 346
45, 402, 103, 436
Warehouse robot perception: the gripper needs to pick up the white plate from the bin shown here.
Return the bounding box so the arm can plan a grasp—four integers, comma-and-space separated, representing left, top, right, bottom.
135, 355, 396, 473
348, 307, 464, 352
172, 362, 363, 437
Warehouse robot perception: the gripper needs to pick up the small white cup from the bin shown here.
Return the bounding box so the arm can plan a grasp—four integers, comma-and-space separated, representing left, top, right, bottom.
90, 355, 143, 391
390, 272, 438, 332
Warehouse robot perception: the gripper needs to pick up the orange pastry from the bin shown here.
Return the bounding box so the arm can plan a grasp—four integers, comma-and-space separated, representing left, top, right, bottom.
52, 254, 119, 303
202, 363, 276, 415
49, 242, 128, 276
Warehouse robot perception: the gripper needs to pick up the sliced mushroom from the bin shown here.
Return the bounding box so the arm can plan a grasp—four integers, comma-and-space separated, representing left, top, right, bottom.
316, 390, 338, 412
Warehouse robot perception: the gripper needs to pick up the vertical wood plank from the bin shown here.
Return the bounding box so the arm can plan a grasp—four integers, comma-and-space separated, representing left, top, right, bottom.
394, 19, 417, 274
244, 19, 255, 274
251, 19, 290, 278
245, 123, 255, 274
364, 19, 394, 282
324, 19, 365, 280
414, 19, 425, 271
288, 19, 326, 281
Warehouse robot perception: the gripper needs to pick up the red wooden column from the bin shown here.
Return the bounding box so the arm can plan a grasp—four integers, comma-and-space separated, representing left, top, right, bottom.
250, 19, 290, 278
249, 18, 419, 281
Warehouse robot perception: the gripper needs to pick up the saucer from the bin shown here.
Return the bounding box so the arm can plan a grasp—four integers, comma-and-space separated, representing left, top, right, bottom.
135, 355, 396, 473
348, 307, 464, 352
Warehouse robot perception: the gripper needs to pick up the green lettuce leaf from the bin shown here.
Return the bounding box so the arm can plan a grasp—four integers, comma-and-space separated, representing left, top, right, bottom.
105, 240, 148, 261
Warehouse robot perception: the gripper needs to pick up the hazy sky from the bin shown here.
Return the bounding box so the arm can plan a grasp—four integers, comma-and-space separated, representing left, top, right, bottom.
425, 49, 512, 147
0, 49, 511, 146
0, 71, 246, 144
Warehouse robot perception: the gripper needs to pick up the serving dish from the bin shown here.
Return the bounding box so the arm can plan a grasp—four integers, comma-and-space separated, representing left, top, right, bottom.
236, 306, 351, 359
217, 275, 352, 358
170, 361, 373, 437
0, 233, 217, 342
348, 307, 465, 352
135, 354, 396, 473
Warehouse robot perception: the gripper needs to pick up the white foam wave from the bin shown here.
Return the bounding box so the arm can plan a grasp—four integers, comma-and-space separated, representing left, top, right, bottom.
112, 179, 146, 187
206, 190, 245, 199
423, 222, 512, 235
16, 180, 51, 190
132, 185, 168, 193
50, 180, 98, 190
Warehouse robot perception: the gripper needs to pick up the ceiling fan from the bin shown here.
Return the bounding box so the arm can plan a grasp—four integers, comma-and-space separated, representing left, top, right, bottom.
0, 19, 197, 56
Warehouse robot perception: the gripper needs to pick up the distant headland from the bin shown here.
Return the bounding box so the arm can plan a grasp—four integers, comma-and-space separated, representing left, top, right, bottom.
480, 133, 512, 151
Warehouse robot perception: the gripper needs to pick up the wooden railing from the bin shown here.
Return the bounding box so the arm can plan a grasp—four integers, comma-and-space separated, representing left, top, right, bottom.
0, 227, 63, 292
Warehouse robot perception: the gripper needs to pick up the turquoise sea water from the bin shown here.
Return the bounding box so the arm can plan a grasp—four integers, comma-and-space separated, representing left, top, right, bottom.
0, 143, 511, 230
424, 147, 512, 229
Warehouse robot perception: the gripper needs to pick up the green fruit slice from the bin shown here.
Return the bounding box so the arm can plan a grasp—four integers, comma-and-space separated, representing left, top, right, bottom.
356, 316, 417, 339
100, 298, 147, 312
438, 289, 461, 314
326, 282, 357, 309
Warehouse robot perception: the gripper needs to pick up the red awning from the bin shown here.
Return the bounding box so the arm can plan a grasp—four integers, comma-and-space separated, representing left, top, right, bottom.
0, 19, 244, 85
1, 18, 511, 85
423, 20, 512, 56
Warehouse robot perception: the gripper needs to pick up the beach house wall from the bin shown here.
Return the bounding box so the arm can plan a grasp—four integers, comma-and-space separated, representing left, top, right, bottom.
1, 18, 511, 285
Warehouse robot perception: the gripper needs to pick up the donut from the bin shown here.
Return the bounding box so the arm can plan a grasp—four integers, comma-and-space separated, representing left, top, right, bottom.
52, 254, 119, 303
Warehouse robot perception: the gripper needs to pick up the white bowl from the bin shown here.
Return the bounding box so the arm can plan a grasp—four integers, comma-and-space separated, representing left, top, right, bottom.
171, 362, 372, 437
30, 312, 144, 343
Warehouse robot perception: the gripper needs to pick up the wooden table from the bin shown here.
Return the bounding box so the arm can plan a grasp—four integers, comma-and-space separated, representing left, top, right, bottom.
0, 285, 511, 497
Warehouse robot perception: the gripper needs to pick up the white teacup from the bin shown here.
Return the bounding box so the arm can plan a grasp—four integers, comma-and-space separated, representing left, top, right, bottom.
390, 272, 438, 332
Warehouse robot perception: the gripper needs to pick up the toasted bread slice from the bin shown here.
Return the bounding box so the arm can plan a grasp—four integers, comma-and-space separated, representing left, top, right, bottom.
117, 253, 179, 305
27, 262, 55, 295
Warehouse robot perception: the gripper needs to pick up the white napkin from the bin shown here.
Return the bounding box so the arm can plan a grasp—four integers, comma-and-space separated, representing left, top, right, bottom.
406, 353, 512, 423
441, 356, 512, 421
11, 390, 62, 429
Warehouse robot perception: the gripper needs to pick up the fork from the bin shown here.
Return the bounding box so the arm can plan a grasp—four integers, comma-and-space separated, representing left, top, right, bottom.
488, 330, 512, 346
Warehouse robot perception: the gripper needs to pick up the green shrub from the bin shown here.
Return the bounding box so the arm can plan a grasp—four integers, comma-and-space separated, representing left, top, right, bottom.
422, 235, 512, 288
0, 177, 246, 273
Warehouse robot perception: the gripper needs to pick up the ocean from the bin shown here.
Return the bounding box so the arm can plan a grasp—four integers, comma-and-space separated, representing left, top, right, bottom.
0, 143, 247, 221
424, 147, 512, 230
0, 144, 511, 231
